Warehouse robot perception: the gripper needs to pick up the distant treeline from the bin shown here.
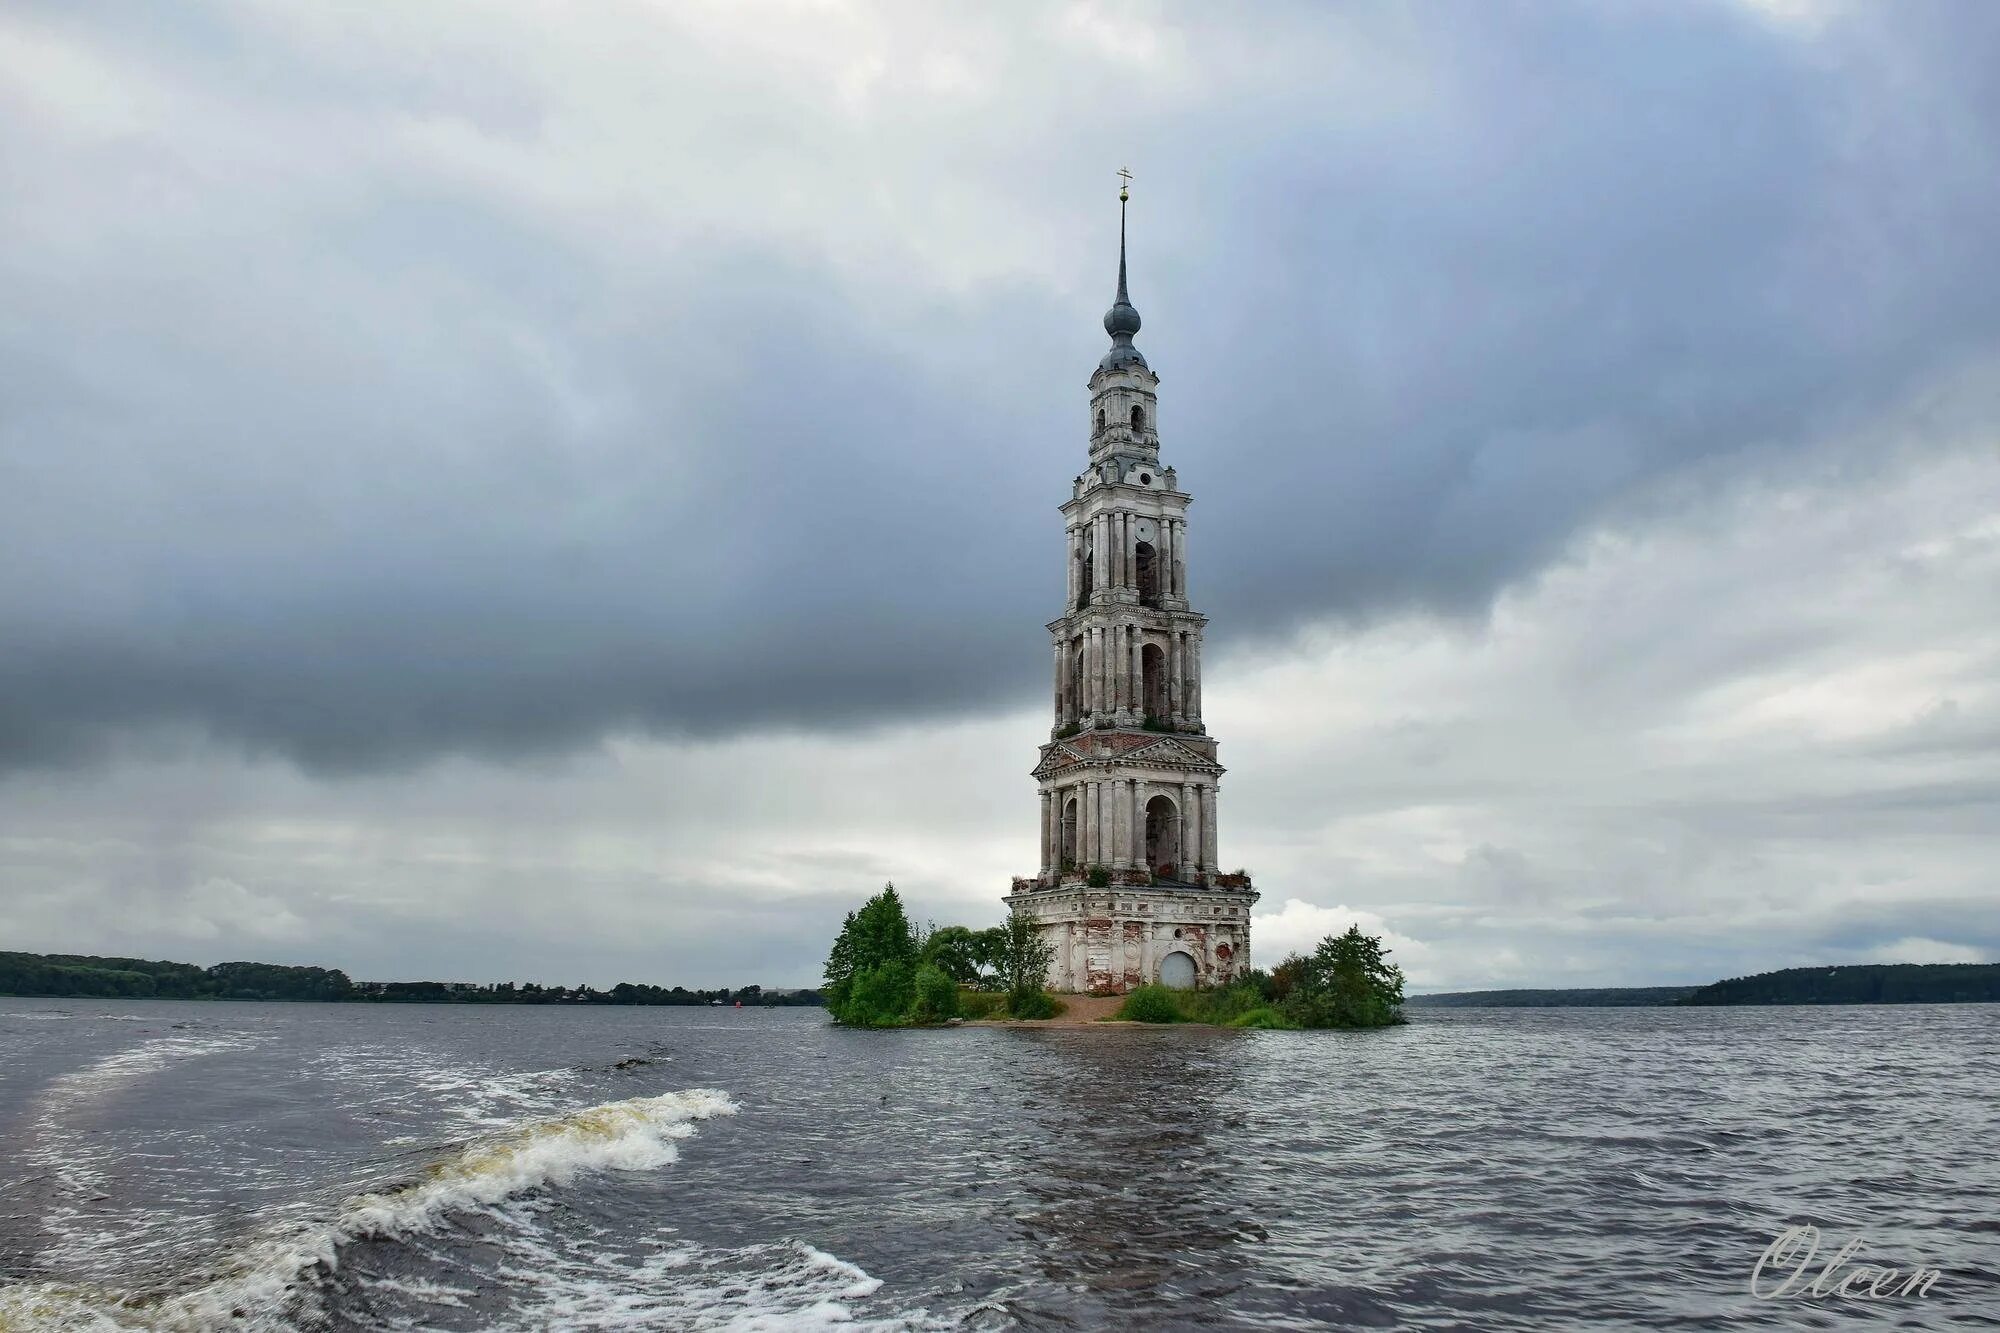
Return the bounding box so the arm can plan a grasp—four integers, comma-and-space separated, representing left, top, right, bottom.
1678, 963, 2000, 1006
0, 951, 821, 1007
1406, 986, 1697, 1008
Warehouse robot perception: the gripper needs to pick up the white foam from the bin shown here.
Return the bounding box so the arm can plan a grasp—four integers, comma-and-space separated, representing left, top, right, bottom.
475, 1233, 914, 1333
22, 1033, 259, 1274
0, 1088, 739, 1332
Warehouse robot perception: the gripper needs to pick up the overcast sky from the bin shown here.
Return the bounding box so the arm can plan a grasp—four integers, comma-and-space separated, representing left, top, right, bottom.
3, 0, 1997, 990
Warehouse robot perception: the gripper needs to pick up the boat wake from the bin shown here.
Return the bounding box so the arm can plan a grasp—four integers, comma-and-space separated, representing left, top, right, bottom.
0, 1089, 740, 1332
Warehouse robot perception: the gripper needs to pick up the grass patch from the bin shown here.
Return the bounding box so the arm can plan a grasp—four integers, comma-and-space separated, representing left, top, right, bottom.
1007, 990, 1064, 1020
957, 990, 1007, 1019
1114, 984, 1183, 1023
1229, 1006, 1297, 1029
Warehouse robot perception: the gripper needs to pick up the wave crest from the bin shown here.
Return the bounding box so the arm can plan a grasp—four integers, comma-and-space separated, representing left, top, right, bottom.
0, 1088, 738, 1332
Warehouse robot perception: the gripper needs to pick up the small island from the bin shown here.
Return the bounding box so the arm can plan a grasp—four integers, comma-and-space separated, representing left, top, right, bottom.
821, 884, 1406, 1030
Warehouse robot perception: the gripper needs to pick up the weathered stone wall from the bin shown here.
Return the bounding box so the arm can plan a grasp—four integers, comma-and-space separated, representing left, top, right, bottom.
1002, 882, 1257, 994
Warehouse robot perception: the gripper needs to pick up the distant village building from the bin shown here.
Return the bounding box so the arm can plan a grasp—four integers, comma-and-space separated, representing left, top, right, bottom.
1005, 187, 1258, 993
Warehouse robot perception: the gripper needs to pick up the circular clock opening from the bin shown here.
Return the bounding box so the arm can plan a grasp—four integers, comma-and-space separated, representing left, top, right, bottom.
1139, 473, 1152, 484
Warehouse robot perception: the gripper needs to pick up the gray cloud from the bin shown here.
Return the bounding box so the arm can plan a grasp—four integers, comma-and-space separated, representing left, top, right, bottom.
6, 3, 2000, 774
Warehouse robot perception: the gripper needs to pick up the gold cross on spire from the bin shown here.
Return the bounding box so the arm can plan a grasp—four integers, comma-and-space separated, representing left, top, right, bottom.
1117, 167, 1133, 202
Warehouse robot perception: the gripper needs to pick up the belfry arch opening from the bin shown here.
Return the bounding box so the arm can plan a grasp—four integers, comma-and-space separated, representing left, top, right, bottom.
1145, 794, 1179, 880
1141, 642, 1166, 719
1061, 796, 1079, 869
1135, 541, 1159, 606
1131, 404, 1145, 432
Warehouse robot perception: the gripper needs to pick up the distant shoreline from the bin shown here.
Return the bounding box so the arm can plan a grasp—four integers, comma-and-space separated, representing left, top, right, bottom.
1410, 963, 2000, 1008
8, 952, 1995, 1009
0, 951, 822, 1007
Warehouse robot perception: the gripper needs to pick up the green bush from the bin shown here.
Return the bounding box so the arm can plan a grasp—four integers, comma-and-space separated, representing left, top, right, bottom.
1178, 981, 1268, 1025
1114, 984, 1182, 1023
1277, 926, 1407, 1029
910, 964, 959, 1023
1085, 863, 1112, 888
1229, 1006, 1297, 1029
839, 962, 915, 1028
957, 990, 1007, 1019
1007, 989, 1063, 1020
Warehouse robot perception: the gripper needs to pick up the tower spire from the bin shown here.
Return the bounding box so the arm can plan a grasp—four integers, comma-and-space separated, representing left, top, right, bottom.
1101, 169, 1146, 371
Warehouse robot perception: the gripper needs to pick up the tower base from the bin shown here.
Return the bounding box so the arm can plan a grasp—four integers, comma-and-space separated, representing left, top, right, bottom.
1003, 878, 1259, 995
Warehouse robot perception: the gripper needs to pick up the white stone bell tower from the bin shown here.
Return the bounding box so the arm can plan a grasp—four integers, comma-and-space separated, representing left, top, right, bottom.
1004, 182, 1258, 994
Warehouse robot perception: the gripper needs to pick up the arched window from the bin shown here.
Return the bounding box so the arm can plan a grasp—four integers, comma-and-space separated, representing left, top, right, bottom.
1077, 536, 1094, 606
1145, 794, 1180, 880
1134, 541, 1159, 606
1141, 642, 1166, 717
1096, 408, 1106, 434
1131, 404, 1145, 432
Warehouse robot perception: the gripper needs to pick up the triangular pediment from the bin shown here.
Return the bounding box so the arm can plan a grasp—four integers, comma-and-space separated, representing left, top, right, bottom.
1120, 738, 1219, 770
1031, 742, 1092, 779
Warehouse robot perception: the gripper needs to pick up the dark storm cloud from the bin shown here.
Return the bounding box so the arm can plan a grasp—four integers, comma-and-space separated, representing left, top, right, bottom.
5, 1, 1999, 774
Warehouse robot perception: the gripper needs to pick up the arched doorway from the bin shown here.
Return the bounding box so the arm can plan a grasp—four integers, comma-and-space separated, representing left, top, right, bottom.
1060, 797, 1079, 870
1135, 541, 1159, 605
1144, 794, 1179, 880
1141, 643, 1166, 719
1159, 951, 1196, 989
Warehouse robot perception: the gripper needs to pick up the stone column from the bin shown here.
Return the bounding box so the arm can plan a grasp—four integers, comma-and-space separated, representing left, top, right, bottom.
1179, 781, 1195, 876
1174, 517, 1189, 599
1110, 775, 1128, 869
1097, 626, 1111, 717
1039, 790, 1053, 875
1084, 780, 1099, 866
1129, 629, 1142, 718
1125, 624, 1138, 715
1111, 625, 1125, 713
1202, 784, 1219, 873
1051, 640, 1065, 724
1102, 777, 1116, 869
1065, 525, 1079, 609
1080, 628, 1095, 715
1123, 512, 1137, 590
1189, 633, 1203, 719
1131, 780, 1145, 868
1113, 513, 1126, 589
1167, 632, 1182, 720
1093, 514, 1110, 595
1166, 518, 1180, 597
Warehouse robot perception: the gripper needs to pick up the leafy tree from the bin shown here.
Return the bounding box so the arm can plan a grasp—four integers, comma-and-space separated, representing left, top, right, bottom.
842, 962, 916, 1028
1280, 926, 1405, 1029
823, 883, 918, 1017
1268, 954, 1309, 1002
969, 926, 1009, 986
996, 910, 1057, 1015
910, 964, 959, 1023
920, 926, 983, 985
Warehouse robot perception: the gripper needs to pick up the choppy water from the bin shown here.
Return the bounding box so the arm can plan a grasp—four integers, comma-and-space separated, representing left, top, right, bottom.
1, 1000, 1996, 1330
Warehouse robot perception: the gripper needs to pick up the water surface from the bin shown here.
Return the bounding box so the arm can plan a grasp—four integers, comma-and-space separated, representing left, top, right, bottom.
2, 999, 1995, 1329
